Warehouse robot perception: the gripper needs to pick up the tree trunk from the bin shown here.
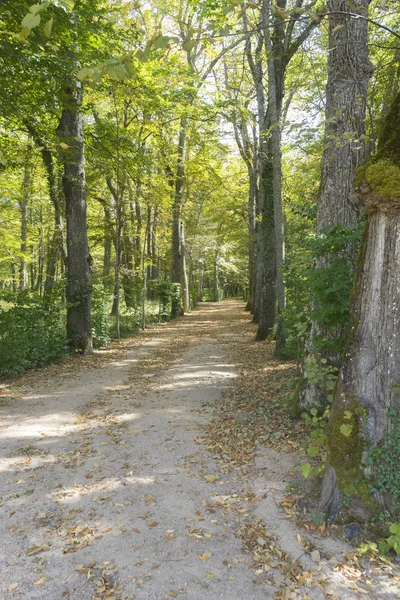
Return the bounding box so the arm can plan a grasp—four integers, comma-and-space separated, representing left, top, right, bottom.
103, 203, 112, 282
299, 0, 373, 411
58, 81, 92, 354
181, 221, 190, 312
19, 141, 31, 291
198, 260, 204, 302
213, 252, 219, 303
321, 90, 400, 519
25, 124, 66, 297
151, 205, 159, 284
170, 119, 188, 316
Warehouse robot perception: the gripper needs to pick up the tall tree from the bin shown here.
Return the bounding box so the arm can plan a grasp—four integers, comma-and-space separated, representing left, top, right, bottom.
58, 77, 93, 353
299, 0, 373, 410
321, 88, 400, 521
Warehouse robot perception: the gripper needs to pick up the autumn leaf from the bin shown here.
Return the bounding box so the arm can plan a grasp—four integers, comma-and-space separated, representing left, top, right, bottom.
34, 577, 46, 585
198, 551, 212, 560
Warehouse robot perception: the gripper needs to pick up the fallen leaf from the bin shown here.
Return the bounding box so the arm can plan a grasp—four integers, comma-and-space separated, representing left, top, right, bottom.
310, 550, 320, 562
198, 551, 212, 560
34, 577, 46, 585
147, 521, 159, 527
8, 583, 19, 591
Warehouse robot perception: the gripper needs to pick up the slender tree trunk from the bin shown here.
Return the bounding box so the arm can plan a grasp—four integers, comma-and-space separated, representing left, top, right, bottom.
19, 141, 31, 291
321, 91, 400, 521
213, 251, 219, 302
58, 80, 92, 354
181, 222, 190, 312
198, 260, 204, 302
25, 124, 66, 297
299, 0, 373, 411
103, 203, 112, 282
170, 118, 188, 316
151, 205, 158, 283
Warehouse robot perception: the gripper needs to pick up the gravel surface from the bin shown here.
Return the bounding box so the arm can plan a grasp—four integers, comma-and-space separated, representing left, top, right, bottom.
0, 300, 399, 599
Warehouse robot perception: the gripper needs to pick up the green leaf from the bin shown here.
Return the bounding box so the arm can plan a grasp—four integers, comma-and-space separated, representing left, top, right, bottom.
153, 35, 170, 50
21, 13, 41, 29
389, 523, 400, 536
344, 410, 353, 420
105, 64, 128, 80
340, 424, 353, 437
43, 18, 53, 38
310, 408, 318, 416
301, 463, 312, 478
182, 39, 196, 53
307, 446, 320, 458
19, 26, 31, 39
136, 48, 151, 63
76, 67, 94, 82
123, 60, 136, 77
30, 4, 47, 14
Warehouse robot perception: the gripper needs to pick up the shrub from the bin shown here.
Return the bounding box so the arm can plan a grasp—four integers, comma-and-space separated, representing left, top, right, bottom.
0, 292, 68, 376
91, 283, 111, 348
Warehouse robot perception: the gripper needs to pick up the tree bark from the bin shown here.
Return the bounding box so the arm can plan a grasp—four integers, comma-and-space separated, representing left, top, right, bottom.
213, 251, 219, 303
170, 118, 188, 316
181, 221, 190, 312
18, 141, 31, 291
321, 90, 400, 519
58, 80, 92, 354
300, 0, 373, 411
25, 124, 66, 297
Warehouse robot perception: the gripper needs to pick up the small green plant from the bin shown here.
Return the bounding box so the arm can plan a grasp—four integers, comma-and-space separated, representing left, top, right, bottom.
382, 522, 400, 555
359, 522, 400, 557
367, 410, 400, 504
300, 406, 330, 479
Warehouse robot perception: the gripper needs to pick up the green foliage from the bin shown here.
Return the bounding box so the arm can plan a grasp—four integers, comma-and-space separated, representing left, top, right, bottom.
308, 224, 363, 355
169, 283, 182, 318
300, 405, 330, 478
154, 282, 181, 320
0, 292, 67, 376
91, 283, 110, 349
368, 410, 400, 505
360, 522, 400, 557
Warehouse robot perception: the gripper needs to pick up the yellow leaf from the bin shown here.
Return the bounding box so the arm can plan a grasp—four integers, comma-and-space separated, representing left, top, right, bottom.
34, 577, 46, 585
198, 551, 212, 560
8, 583, 19, 591
204, 475, 218, 483
27, 546, 42, 556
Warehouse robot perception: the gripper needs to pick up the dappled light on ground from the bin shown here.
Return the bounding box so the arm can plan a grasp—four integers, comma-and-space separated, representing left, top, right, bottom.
0, 301, 398, 599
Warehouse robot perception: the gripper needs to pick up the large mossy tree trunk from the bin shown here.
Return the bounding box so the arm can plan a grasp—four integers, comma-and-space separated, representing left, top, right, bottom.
321, 91, 400, 523
58, 81, 92, 354
299, 0, 372, 411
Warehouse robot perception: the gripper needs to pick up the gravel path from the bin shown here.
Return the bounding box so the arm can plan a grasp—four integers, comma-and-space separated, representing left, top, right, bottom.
0, 300, 399, 600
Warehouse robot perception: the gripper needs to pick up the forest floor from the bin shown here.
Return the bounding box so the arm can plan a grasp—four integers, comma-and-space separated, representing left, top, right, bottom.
0, 300, 399, 600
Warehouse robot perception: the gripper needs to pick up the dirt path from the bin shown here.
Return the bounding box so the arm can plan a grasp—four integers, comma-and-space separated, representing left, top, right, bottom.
0, 301, 398, 599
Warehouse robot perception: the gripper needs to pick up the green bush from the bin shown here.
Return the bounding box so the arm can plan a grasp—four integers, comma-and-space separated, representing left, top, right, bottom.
154, 281, 181, 319
0, 292, 68, 376
91, 283, 111, 348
